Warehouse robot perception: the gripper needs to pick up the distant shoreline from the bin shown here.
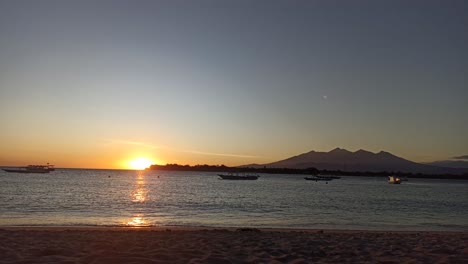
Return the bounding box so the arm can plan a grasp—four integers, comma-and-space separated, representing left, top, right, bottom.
147, 164, 468, 180
2, 165, 467, 179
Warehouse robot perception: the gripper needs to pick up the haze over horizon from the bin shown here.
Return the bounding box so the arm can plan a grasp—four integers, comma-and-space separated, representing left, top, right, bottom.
1, 0, 467, 169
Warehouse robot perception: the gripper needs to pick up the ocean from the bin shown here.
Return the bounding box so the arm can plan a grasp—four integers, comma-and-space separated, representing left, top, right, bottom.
1, 169, 467, 231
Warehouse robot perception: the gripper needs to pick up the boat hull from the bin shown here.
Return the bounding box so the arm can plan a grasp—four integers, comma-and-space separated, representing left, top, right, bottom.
304, 177, 333, 181
389, 181, 401, 184
218, 174, 259, 180
3, 169, 49, 174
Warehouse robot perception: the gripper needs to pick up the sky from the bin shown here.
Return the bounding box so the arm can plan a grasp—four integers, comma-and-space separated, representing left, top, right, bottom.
0, 0, 467, 169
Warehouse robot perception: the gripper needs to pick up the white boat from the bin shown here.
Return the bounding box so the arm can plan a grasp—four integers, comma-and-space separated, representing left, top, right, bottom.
388, 175, 401, 184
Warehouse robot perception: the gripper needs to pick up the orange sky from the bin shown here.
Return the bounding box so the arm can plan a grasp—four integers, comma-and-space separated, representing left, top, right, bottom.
0, 136, 461, 170
0, 137, 274, 169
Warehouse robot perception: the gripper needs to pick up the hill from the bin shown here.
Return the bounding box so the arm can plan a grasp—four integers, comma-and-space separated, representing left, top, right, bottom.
241, 148, 467, 175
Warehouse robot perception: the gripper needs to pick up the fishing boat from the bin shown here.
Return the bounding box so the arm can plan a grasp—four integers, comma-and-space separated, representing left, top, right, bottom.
317, 175, 341, 179
3, 164, 55, 174
388, 175, 401, 184
304, 176, 334, 181
218, 173, 259, 180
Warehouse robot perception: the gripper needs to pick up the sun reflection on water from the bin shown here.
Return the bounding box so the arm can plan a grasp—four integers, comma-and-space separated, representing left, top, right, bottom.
126, 171, 152, 227
126, 214, 148, 227
132, 189, 146, 202
131, 171, 148, 203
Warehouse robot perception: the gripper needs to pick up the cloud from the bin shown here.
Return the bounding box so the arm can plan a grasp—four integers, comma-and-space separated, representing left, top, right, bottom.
104, 138, 259, 159
453, 155, 468, 160
104, 139, 161, 149
182, 150, 259, 159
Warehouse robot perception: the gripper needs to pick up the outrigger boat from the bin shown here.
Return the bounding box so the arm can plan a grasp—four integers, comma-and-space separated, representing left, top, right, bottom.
317, 175, 341, 179
304, 176, 334, 181
218, 173, 259, 180
325, 175, 341, 179
3, 164, 55, 174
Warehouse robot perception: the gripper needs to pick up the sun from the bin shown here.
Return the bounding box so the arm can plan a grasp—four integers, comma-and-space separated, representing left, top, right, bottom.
128, 157, 153, 170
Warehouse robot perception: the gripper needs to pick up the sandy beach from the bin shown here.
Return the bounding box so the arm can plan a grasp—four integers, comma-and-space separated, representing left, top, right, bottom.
0, 227, 466, 264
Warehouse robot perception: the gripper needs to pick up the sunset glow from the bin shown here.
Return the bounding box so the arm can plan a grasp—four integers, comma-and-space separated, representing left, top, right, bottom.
126, 215, 148, 227
128, 158, 153, 170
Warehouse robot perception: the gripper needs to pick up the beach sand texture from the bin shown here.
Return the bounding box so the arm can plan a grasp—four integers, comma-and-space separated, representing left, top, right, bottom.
0, 228, 467, 263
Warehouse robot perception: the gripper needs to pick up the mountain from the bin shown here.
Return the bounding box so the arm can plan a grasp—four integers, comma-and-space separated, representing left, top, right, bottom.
424, 160, 468, 169
241, 148, 468, 174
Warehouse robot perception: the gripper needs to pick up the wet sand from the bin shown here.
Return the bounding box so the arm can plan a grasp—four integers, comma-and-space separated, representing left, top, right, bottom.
0, 227, 467, 263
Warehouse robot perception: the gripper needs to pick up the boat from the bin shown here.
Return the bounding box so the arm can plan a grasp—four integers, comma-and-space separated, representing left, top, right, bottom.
388, 175, 401, 184
317, 175, 341, 179
218, 173, 259, 180
3, 164, 55, 174
304, 176, 334, 181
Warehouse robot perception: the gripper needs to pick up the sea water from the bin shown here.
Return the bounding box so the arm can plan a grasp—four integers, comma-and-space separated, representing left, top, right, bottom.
0, 169, 467, 231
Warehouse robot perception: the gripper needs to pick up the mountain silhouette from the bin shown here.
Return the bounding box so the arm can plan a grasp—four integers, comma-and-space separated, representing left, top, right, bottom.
242, 148, 468, 174
424, 160, 468, 169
